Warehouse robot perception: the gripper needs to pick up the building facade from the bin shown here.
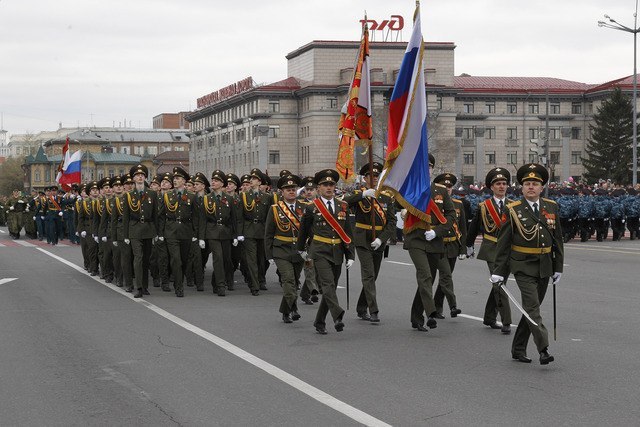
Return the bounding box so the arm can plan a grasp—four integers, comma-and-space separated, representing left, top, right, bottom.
153, 112, 191, 130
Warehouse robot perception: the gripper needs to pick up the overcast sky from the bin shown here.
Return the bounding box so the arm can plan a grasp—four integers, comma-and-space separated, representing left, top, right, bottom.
0, 0, 637, 136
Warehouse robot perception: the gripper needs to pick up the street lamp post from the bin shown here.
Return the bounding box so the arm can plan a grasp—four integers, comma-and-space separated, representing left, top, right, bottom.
599, 4, 639, 186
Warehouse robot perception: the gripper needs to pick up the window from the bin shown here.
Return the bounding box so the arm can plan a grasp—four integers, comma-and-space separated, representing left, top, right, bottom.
529, 128, 539, 140
269, 150, 280, 165
462, 127, 475, 140
221, 133, 230, 144
175, 146, 184, 151
571, 151, 582, 164
507, 127, 518, 140
236, 128, 246, 141
268, 126, 280, 138
269, 100, 280, 113
463, 152, 475, 165
507, 152, 518, 165
550, 102, 560, 114
528, 102, 539, 114
550, 151, 560, 165
97, 170, 104, 180
507, 102, 517, 114
162, 146, 170, 153
571, 127, 581, 139
436, 95, 443, 110
197, 141, 203, 150
485, 152, 496, 164
35, 171, 40, 182
571, 102, 582, 114
119, 169, 125, 176
485, 102, 495, 113
463, 103, 474, 113
528, 153, 538, 163
301, 146, 311, 164
586, 102, 593, 114
134, 146, 144, 155
549, 128, 560, 140
327, 98, 338, 109
108, 169, 114, 177
486, 127, 495, 139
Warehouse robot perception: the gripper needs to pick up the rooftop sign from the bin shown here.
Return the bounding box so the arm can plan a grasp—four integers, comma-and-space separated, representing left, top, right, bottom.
197, 76, 254, 109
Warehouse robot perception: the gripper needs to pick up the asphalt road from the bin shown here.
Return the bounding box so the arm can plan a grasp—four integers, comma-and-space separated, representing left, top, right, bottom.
1, 225, 639, 426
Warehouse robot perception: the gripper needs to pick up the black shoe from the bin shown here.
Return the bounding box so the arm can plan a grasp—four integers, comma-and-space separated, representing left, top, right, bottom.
539, 350, 554, 365
116, 282, 123, 288
310, 293, 319, 303
334, 319, 345, 332
315, 324, 327, 335
369, 313, 380, 323
291, 311, 301, 321
186, 281, 194, 287
227, 284, 234, 291
251, 290, 260, 296
450, 307, 461, 317
133, 290, 143, 298
426, 317, 437, 329
411, 322, 428, 332
283, 314, 293, 323
483, 320, 501, 329
512, 354, 532, 363
161, 285, 171, 292
196, 286, 204, 292
433, 312, 445, 319
142, 289, 150, 296
89, 271, 98, 276
357, 312, 371, 321
302, 298, 313, 305
125, 287, 133, 293
217, 288, 226, 297
152, 279, 160, 287
105, 278, 112, 284
259, 283, 268, 291
501, 324, 511, 334
176, 289, 184, 298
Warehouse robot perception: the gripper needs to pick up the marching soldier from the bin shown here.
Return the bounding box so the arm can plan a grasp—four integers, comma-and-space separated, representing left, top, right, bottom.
155, 173, 173, 291
466, 167, 513, 334
158, 166, 198, 297
225, 172, 244, 289
238, 168, 272, 295
123, 164, 159, 298
199, 170, 238, 296
6, 189, 26, 239
404, 154, 456, 332
492, 163, 563, 365
433, 173, 466, 318
187, 172, 209, 292
297, 169, 355, 334
343, 162, 397, 323
265, 173, 306, 323
96, 178, 115, 283
77, 182, 100, 275
109, 176, 128, 288
63, 185, 80, 244
23, 190, 38, 240
298, 176, 320, 305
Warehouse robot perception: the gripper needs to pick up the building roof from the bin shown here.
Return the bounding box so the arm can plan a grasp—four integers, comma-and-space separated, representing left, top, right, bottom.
154, 150, 189, 161
259, 77, 302, 91
286, 40, 455, 59
453, 76, 595, 93
44, 152, 143, 164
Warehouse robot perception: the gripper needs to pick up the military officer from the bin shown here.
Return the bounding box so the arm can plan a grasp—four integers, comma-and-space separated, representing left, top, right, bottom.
186, 172, 209, 292
238, 168, 272, 295
77, 182, 100, 275
403, 154, 456, 332
225, 172, 244, 289
343, 162, 397, 323
492, 163, 563, 365
123, 164, 159, 298
109, 176, 127, 288
298, 176, 320, 305
62, 185, 79, 244
96, 177, 115, 283
265, 173, 306, 323
158, 166, 198, 298
155, 173, 173, 291
198, 170, 238, 296
297, 169, 355, 334
432, 173, 466, 318
6, 189, 26, 239
466, 167, 513, 334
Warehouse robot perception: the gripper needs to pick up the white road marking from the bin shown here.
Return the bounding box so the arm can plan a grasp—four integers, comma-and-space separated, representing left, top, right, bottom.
14, 240, 36, 247
385, 260, 413, 266
563, 246, 640, 255
458, 313, 515, 327
36, 247, 391, 427
0, 229, 6, 233
0, 278, 18, 285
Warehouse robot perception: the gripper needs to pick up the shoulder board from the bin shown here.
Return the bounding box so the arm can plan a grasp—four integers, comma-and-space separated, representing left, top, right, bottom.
434, 183, 447, 189
298, 200, 311, 205
542, 197, 557, 205
379, 190, 394, 198
452, 198, 463, 204
507, 200, 522, 208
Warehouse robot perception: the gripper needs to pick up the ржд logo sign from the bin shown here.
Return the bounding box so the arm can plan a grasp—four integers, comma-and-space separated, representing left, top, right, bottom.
359, 15, 404, 41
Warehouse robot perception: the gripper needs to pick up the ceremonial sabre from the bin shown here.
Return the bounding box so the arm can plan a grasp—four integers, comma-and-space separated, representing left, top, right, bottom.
553, 282, 557, 341
346, 266, 350, 310
498, 282, 538, 326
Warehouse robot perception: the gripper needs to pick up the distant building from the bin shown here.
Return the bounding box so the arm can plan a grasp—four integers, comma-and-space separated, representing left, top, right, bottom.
153, 113, 190, 130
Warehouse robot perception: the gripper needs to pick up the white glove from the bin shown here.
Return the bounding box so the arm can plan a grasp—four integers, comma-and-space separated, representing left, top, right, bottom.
552, 272, 562, 285
232, 238, 238, 247
58, 211, 63, 217
32, 216, 36, 220
370, 238, 382, 250
466, 246, 474, 257
75, 231, 79, 236
112, 241, 118, 247
25, 207, 30, 212
101, 236, 107, 242
199, 239, 205, 249
153, 236, 158, 243
17, 200, 24, 204
490, 274, 504, 284
158, 236, 164, 242
237, 235, 245, 242
345, 259, 355, 269
93, 236, 99, 243
40, 216, 45, 220
362, 188, 376, 198
268, 259, 275, 265
424, 230, 436, 241
77, 196, 82, 201
80, 231, 87, 238
458, 254, 466, 260
191, 237, 197, 242
9, 206, 14, 211
298, 250, 308, 260
124, 239, 130, 245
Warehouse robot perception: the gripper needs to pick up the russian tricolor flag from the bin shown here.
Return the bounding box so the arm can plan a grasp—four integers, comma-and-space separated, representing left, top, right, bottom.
58, 149, 82, 187
379, 3, 430, 225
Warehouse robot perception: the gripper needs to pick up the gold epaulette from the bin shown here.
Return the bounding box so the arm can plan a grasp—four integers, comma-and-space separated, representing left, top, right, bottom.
452, 198, 463, 204
434, 183, 447, 188
379, 190, 394, 198
542, 197, 557, 205
507, 200, 522, 208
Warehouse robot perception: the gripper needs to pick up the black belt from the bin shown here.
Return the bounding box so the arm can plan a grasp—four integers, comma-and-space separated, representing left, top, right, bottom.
250, 218, 261, 223
207, 219, 225, 225
167, 218, 191, 223
132, 217, 147, 223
